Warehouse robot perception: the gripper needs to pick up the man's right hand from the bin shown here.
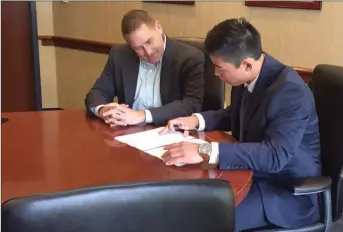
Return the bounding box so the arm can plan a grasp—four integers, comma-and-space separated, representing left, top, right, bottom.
160, 115, 199, 136
98, 103, 129, 125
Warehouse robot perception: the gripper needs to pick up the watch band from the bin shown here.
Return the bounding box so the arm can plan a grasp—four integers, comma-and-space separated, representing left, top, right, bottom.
200, 153, 210, 162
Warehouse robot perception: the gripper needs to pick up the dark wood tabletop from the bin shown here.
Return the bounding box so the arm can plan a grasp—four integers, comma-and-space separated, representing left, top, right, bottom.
1, 110, 252, 206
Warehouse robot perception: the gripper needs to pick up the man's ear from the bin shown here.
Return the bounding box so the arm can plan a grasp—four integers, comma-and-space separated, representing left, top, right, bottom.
155, 20, 163, 34
242, 58, 253, 72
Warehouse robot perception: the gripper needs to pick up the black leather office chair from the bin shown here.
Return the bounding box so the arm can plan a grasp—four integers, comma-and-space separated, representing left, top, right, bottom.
313, 65, 343, 223
251, 64, 343, 232
173, 37, 226, 111
2, 179, 235, 232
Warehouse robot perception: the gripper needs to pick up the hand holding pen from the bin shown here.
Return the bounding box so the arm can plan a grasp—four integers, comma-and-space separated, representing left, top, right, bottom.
159, 115, 199, 136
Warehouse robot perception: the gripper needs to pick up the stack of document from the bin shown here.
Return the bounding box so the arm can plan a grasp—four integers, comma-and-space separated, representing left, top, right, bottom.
114, 127, 208, 160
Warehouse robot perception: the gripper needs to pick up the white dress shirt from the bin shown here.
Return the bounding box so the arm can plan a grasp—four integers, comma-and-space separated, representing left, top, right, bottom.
194, 75, 259, 164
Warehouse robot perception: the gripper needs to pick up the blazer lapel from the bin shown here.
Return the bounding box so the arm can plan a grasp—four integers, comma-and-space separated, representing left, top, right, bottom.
122, 50, 140, 107
243, 54, 283, 130
243, 79, 265, 130
159, 38, 175, 104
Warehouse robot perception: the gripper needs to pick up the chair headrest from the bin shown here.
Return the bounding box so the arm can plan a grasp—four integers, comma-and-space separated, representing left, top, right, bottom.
171, 37, 225, 111
313, 64, 343, 87
172, 37, 206, 53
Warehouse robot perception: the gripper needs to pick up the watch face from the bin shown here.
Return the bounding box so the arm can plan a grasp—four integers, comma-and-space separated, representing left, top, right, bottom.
199, 143, 212, 155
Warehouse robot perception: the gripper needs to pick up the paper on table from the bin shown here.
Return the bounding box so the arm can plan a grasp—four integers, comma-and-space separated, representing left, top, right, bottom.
114, 127, 195, 151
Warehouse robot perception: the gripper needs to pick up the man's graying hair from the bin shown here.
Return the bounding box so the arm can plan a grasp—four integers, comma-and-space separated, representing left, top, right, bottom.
204, 18, 263, 67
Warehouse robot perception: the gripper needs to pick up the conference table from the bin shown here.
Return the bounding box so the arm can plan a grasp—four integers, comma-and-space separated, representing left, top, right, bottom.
1, 110, 253, 206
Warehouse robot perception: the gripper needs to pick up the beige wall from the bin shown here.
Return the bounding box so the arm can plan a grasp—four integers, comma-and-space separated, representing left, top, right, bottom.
37, 2, 343, 109
36, 2, 58, 108
55, 48, 108, 110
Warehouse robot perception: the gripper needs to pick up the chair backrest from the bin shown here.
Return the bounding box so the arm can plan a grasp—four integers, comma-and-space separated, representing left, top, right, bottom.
1, 179, 235, 232
172, 37, 226, 111
312, 64, 343, 221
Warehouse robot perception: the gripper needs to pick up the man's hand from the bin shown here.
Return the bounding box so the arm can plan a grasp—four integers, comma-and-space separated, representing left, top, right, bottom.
161, 142, 203, 166
98, 103, 129, 120
102, 104, 146, 127
160, 116, 199, 136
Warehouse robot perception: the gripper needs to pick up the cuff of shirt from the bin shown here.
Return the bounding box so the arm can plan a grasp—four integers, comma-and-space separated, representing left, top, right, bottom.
209, 142, 219, 164
92, 105, 105, 118
144, 110, 153, 123
192, 113, 206, 131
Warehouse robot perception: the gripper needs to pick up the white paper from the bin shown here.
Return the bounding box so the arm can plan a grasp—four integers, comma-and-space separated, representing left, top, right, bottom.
114, 127, 195, 151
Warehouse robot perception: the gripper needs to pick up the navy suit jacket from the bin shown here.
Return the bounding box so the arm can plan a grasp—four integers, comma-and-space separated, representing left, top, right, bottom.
200, 54, 321, 228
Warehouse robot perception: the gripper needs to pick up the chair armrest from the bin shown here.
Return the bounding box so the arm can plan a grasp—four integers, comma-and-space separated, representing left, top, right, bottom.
284, 177, 332, 195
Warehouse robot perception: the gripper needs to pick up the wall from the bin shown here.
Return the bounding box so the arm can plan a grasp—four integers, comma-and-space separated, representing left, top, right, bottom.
36, 2, 58, 108
38, 2, 343, 109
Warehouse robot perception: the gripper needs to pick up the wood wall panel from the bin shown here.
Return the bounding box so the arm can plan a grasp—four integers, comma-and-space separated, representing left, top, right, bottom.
2, 1, 37, 112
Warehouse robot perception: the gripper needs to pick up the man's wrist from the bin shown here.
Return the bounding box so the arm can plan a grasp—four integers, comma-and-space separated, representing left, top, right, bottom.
139, 110, 146, 124
192, 113, 205, 131
191, 115, 199, 129
144, 110, 153, 124
209, 142, 219, 165
97, 105, 106, 119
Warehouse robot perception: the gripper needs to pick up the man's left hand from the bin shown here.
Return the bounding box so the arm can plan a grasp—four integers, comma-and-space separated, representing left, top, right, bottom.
109, 106, 146, 127
162, 142, 203, 166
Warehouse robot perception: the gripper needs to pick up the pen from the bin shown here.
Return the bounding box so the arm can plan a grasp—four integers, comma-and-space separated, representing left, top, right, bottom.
173, 125, 196, 134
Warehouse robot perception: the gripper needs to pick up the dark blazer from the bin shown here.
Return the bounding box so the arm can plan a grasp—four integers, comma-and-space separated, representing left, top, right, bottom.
85, 38, 205, 125
200, 54, 321, 229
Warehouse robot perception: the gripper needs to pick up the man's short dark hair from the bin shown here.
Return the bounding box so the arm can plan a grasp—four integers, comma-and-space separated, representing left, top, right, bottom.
204, 18, 262, 67
121, 10, 156, 37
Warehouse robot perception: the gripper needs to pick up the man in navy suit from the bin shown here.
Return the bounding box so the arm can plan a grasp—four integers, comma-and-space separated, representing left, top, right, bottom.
160, 18, 321, 231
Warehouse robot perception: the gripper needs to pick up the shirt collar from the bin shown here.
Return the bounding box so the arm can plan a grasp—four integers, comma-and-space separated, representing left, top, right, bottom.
162, 33, 166, 50
244, 74, 259, 93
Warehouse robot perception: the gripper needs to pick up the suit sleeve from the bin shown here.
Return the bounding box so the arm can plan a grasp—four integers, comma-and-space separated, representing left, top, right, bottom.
149, 52, 205, 125
85, 47, 116, 116
199, 107, 232, 131
218, 82, 311, 173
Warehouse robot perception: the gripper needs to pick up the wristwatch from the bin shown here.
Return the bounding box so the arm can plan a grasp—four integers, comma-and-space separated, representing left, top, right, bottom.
198, 142, 212, 161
